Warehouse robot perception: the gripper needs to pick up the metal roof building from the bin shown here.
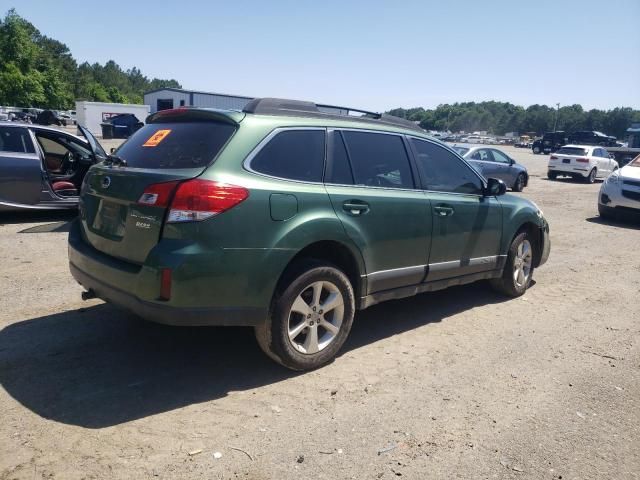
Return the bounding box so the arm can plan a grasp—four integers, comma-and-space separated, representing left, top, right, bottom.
143, 88, 254, 114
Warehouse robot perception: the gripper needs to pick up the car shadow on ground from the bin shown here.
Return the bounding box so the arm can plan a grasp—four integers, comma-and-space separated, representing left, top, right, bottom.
0, 210, 77, 226
0, 283, 508, 429
586, 216, 640, 230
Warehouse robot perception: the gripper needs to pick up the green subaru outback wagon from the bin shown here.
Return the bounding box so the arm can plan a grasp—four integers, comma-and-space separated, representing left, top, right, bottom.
68, 98, 550, 370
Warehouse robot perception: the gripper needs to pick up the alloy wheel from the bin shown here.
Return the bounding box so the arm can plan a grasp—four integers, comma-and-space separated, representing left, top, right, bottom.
287, 281, 344, 355
513, 239, 533, 288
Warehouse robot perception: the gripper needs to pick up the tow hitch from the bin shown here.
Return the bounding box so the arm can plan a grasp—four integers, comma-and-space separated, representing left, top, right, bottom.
81, 289, 96, 301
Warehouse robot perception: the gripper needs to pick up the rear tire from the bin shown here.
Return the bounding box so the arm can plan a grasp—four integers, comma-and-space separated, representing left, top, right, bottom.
255, 261, 355, 371
548, 171, 557, 180
513, 173, 525, 192
533, 146, 541, 154
585, 168, 597, 184
490, 232, 535, 298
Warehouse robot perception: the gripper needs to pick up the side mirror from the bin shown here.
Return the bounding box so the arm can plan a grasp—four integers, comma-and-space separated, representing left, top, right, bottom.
509, 157, 515, 165
110, 147, 116, 154
485, 177, 507, 196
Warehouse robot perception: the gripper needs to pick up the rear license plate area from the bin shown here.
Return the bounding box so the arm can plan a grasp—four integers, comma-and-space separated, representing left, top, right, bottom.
563, 159, 570, 164
92, 199, 126, 239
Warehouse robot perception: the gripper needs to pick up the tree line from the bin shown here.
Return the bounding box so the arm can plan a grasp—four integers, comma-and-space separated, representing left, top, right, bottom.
388, 102, 640, 140
0, 9, 180, 109
1, 8, 638, 139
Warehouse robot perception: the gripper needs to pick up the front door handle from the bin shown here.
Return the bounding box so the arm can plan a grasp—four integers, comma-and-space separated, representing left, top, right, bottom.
343, 200, 370, 216
433, 205, 455, 217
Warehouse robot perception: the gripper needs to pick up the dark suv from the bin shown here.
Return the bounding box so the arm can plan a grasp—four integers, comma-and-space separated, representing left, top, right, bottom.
568, 131, 617, 147
532, 131, 567, 154
68, 98, 550, 370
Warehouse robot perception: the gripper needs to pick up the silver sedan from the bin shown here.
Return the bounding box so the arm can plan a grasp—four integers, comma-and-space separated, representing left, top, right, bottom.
452, 145, 529, 192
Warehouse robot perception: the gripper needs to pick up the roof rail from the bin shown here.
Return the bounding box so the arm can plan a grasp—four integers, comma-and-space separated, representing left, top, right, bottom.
242, 97, 423, 132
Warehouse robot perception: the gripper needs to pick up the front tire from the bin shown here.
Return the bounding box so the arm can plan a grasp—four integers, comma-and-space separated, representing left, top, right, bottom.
490, 232, 535, 297
255, 262, 355, 371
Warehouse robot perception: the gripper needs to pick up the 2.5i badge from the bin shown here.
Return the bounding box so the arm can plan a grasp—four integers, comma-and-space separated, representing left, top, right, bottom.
143, 129, 171, 147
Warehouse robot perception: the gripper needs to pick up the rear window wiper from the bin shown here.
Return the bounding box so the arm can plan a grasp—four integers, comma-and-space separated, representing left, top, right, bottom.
105, 154, 128, 167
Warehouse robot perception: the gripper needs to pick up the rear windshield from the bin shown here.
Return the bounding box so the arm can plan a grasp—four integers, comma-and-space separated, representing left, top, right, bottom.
114, 122, 236, 169
451, 146, 469, 156
557, 147, 588, 156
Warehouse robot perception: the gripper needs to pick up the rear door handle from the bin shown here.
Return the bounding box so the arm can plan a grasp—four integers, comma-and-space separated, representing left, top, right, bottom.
343, 200, 370, 216
433, 205, 455, 217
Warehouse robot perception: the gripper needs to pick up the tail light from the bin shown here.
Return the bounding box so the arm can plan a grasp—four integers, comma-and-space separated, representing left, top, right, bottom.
138, 181, 179, 207
167, 179, 249, 223
550, 155, 558, 160
576, 157, 589, 163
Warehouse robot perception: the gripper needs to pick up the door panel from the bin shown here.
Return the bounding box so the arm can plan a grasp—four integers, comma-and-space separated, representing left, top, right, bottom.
0, 127, 42, 207
426, 193, 502, 281
409, 138, 503, 282
325, 130, 431, 294
326, 185, 432, 292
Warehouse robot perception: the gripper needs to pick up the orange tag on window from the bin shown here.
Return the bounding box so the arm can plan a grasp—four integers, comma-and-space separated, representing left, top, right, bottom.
143, 129, 171, 147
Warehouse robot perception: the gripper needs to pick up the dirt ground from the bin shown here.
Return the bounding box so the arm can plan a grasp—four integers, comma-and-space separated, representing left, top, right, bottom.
1, 145, 638, 480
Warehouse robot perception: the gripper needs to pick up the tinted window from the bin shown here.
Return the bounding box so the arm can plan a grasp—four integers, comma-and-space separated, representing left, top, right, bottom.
491, 149, 511, 164
411, 139, 483, 194
0, 127, 35, 153
557, 147, 588, 156
115, 122, 236, 169
37, 136, 69, 155
341, 131, 413, 189
251, 129, 325, 182
470, 149, 493, 161
326, 131, 354, 184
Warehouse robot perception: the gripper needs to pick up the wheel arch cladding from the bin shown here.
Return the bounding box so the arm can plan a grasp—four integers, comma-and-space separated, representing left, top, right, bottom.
274, 240, 365, 302
513, 221, 545, 268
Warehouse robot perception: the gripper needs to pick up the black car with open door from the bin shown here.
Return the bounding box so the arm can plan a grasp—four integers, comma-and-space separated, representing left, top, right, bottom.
0, 123, 106, 211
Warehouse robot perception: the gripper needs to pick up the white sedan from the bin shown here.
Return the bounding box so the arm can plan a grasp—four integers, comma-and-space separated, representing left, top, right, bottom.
598, 155, 640, 220
547, 145, 618, 183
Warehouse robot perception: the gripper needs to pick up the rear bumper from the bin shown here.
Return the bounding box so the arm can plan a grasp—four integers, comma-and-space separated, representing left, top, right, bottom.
547, 164, 590, 177
69, 262, 263, 326
68, 219, 268, 326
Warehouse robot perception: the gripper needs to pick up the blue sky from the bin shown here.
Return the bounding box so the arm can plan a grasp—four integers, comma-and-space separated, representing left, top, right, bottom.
6, 0, 640, 111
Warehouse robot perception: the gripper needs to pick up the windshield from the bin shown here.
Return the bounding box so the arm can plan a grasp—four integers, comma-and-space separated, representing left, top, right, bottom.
114, 122, 236, 169
557, 147, 588, 156
452, 146, 470, 155
629, 155, 640, 167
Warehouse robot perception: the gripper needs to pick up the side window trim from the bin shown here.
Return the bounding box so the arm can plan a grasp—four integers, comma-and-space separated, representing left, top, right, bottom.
243, 126, 327, 184
325, 129, 356, 186
407, 136, 487, 196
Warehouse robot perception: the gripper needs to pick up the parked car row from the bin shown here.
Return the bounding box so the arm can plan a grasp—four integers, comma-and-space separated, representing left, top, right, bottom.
533, 130, 618, 155
543, 144, 640, 221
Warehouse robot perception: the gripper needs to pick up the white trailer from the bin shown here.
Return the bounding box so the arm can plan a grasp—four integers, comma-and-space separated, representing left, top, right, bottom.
75, 101, 150, 137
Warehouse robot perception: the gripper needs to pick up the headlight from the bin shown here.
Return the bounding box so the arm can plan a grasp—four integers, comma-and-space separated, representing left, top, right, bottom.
605, 172, 620, 185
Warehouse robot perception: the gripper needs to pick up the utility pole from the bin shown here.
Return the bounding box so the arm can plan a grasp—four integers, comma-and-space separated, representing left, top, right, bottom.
553, 103, 560, 131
